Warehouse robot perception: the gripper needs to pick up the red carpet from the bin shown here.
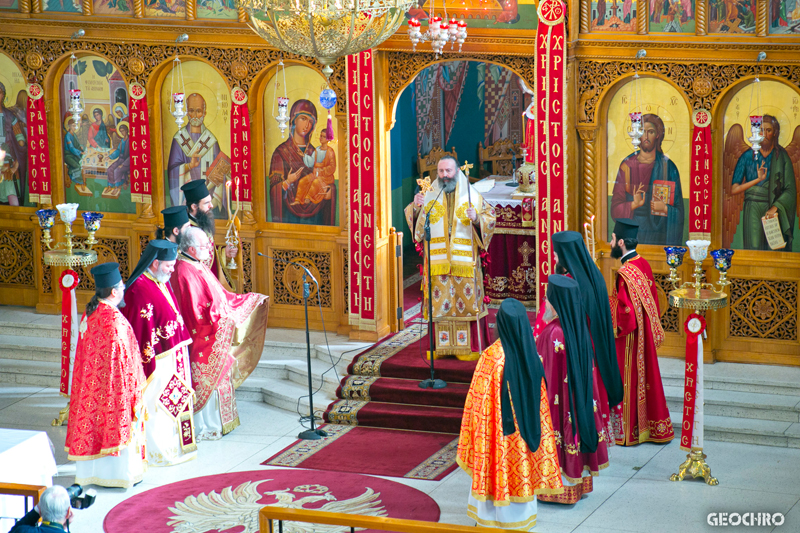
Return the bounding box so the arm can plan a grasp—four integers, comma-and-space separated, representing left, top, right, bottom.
104, 468, 440, 532
262, 424, 459, 481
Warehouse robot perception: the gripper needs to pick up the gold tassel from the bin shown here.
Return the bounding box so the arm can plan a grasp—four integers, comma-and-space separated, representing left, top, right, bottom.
450, 264, 475, 278
430, 263, 451, 276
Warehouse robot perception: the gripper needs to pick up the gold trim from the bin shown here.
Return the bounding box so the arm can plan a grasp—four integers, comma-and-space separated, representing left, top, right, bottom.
467, 504, 536, 530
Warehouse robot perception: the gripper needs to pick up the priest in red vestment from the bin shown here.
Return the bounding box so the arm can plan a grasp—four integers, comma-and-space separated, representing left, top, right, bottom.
171, 226, 269, 440
609, 219, 674, 445
536, 275, 610, 504
122, 239, 198, 465
181, 180, 237, 288
66, 262, 146, 488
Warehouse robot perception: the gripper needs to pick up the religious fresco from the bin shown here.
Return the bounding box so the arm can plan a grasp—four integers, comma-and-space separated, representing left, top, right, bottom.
770, 0, 800, 32
45, 0, 80, 12
161, 60, 231, 219
59, 54, 135, 214
649, 0, 696, 32
710, 0, 756, 33
264, 64, 339, 226
145, 0, 185, 17
0, 53, 29, 207
722, 80, 800, 252
591, 0, 638, 31
606, 77, 690, 245
0, 1, 19, 10
196, 0, 237, 19
93, 0, 133, 16
405, 0, 538, 29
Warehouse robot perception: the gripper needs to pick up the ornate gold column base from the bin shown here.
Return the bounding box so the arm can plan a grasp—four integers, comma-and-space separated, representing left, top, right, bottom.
139, 203, 156, 219
670, 448, 719, 485
52, 400, 69, 426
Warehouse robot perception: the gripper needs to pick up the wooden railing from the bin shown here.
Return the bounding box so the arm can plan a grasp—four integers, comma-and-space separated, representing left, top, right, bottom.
259, 507, 521, 533
0, 483, 48, 520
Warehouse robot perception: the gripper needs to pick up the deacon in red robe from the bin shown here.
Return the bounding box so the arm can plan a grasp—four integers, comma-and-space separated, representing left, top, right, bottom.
171, 226, 270, 440
122, 239, 198, 466
181, 179, 237, 289
65, 262, 146, 488
609, 218, 674, 445
536, 275, 610, 504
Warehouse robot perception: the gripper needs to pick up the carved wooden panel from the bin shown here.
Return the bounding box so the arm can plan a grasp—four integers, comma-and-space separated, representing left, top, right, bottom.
0, 230, 35, 287
78, 238, 130, 291
242, 239, 253, 294
139, 234, 151, 254
729, 278, 798, 341
578, 60, 800, 123
272, 249, 332, 308
653, 272, 679, 333
40, 240, 52, 293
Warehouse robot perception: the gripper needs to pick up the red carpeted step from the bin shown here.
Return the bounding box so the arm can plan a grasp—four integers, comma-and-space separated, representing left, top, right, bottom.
337, 376, 470, 408
325, 400, 464, 434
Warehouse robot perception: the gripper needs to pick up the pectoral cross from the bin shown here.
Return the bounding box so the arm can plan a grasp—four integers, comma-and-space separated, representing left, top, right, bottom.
461, 160, 474, 177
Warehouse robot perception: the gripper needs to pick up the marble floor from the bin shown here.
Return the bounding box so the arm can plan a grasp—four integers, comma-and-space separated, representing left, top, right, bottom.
1, 383, 799, 533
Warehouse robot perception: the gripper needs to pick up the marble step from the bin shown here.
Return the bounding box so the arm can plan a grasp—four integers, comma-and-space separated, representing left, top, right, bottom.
237, 375, 336, 420
659, 357, 800, 397
0, 321, 60, 339
0, 335, 60, 362
0, 359, 60, 387
664, 385, 800, 423
249, 357, 344, 397
669, 410, 800, 449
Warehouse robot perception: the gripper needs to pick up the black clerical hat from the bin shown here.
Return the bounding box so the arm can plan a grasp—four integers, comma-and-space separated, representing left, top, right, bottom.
181, 180, 210, 206
613, 218, 640, 241
91, 262, 122, 290
126, 240, 179, 288
162, 205, 189, 229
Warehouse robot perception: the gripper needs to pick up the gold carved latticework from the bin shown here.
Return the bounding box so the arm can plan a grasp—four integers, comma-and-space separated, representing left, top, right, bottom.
577, 60, 800, 122
272, 249, 332, 307
40, 239, 52, 294
729, 278, 798, 341
139, 234, 151, 255
242, 240, 253, 294
77, 238, 130, 292
653, 273, 679, 333
0, 230, 35, 287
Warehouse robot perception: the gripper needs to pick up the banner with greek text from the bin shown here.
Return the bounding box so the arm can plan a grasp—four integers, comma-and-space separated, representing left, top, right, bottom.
347, 51, 376, 329
59, 270, 80, 397
26, 83, 52, 204
129, 82, 152, 204
535, 0, 567, 304
690, 110, 712, 240
230, 86, 253, 212
681, 313, 706, 451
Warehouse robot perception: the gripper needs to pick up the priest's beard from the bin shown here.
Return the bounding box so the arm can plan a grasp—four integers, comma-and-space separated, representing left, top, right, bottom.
555, 262, 568, 275
194, 208, 215, 235
610, 243, 624, 259
542, 302, 557, 323
173, 230, 183, 246
441, 177, 457, 194
151, 264, 172, 284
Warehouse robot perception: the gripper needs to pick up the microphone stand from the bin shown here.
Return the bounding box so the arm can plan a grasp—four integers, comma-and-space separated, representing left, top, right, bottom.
419, 188, 447, 390
258, 252, 327, 439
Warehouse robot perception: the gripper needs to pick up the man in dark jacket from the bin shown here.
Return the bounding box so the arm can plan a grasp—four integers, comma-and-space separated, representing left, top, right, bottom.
8, 486, 73, 533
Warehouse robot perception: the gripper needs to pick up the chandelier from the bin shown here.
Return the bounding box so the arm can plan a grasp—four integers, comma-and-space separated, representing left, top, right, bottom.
241, 0, 415, 79
407, 3, 467, 56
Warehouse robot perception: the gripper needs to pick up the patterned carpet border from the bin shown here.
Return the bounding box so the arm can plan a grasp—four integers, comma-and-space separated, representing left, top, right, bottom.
404, 438, 459, 480
263, 424, 355, 467
350, 318, 427, 377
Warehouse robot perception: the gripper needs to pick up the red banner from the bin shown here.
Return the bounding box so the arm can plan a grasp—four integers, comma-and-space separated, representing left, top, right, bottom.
680, 313, 706, 451
25, 83, 52, 205
59, 270, 80, 397
347, 51, 377, 328
230, 86, 253, 212
129, 82, 152, 204
690, 109, 712, 240
535, 0, 567, 304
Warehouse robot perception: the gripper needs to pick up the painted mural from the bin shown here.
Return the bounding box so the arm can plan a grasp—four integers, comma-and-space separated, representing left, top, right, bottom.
0, 53, 28, 207
722, 80, 800, 252
59, 54, 135, 214
197, 0, 237, 19
45, 0, 80, 12
770, 0, 800, 32
145, 0, 185, 17
0, 1, 19, 10
406, 0, 538, 29
606, 77, 690, 245
93, 0, 133, 16
649, 0, 696, 32
162, 60, 231, 219
710, 0, 756, 33
264, 64, 339, 226
591, 0, 638, 31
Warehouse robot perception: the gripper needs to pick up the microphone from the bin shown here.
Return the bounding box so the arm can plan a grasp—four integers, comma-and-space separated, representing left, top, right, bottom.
257, 252, 318, 286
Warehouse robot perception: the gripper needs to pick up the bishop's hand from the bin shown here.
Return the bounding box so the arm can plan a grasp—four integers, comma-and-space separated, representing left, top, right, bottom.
466, 207, 478, 222
414, 192, 425, 208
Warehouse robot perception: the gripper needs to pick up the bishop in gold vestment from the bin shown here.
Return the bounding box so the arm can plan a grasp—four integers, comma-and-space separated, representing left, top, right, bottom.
404, 157, 496, 360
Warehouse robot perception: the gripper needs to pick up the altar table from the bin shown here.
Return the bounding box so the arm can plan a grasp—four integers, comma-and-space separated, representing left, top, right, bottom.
0, 429, 57, 530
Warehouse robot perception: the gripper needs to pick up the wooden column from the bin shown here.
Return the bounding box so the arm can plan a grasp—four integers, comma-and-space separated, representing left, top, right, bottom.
19, 0, 30, 14
695, 0, 707, 35
580, 0, 590, 33
756, 0, 768, 36
637, 0, 647, 34
238, 5, 247, 22
186, 0, 196, 21
82, 0, 93, 16
31, 0, 42, 14
578, 126, 598, 226
133, 0, 144, 18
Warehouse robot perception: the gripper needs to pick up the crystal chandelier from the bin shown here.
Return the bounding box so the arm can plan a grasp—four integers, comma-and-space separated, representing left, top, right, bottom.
407, 3, 467, 55
241, 0, 415, 80
627, 49, 646, 150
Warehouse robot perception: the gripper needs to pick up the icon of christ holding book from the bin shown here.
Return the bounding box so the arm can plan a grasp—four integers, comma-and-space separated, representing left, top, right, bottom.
610, 113, 684, 245
168, 93, 229, 218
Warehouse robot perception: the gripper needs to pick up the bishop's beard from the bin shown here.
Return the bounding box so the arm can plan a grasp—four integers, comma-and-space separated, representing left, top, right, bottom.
441, 177, 457, 194
194, 208, 216, 235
